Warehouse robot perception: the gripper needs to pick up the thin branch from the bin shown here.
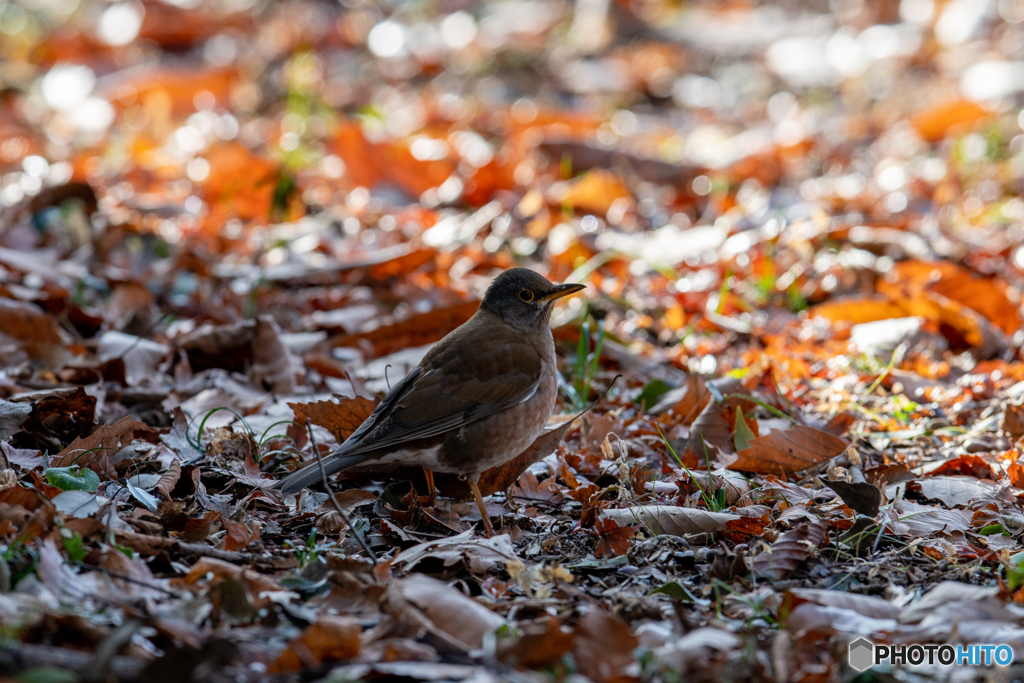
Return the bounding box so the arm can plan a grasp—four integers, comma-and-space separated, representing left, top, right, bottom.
305, 418, 377, 562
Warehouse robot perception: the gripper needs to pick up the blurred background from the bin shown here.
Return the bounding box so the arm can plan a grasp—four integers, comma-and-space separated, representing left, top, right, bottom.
1, 0, 1023, 374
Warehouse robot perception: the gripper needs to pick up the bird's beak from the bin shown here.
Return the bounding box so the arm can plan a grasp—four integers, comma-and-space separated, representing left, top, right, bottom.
538, 283, 586, 302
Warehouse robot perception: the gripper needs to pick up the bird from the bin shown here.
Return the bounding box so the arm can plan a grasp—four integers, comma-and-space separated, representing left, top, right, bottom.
278, 268, 586, 536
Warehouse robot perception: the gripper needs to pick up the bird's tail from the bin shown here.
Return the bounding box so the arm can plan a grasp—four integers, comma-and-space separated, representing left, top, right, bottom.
276, 453, 368, 495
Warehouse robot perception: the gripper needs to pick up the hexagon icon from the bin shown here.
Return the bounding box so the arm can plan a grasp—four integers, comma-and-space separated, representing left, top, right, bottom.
849, 638, 874, 671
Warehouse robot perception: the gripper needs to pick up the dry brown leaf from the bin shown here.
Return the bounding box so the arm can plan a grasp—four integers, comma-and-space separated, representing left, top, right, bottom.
251, 315, 295, 394
906, 476, 995, 508
179, 557, 280, 610
330, 301, 480, 358
752, 520, 829, 580
593, 517, 636, 558
782, 587, 900, 621
386, 574, 506, 653
783, 602, 897, 638
600, 505, 740, 535
822, 479, 882, 517
0, 298, 64, 366
104, 282, 155, 328
572, 609, 639, 683
1002, 401, 1024, 441
155, 459, 181, 501
884, 500, 971, 537
223, 519, 260, 552
730, 426, 846, 475
269, 616, 361, 673
52, 416, 149, 470
391, 529, 520, 574
689, 400, 732, 457
290, 396, 379, 443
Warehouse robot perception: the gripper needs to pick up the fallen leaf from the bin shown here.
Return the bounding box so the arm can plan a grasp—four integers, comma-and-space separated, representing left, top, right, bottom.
752, 521, 829, 580
906, 476, 995, 508
822, 479, 881, 517
161, 407, 203, 463
290, 396, 379, 443
782, 587, 900, 621
391, 529, 520, 574
0, 297, 65, 366
386, 574, 506, 653
730, 426, 846, 475
251, 315, 295, 394
0, 400, 31, 441
733, 408, 755, 452
572, 609, 639, 683
601, 505, 740, 535
912, 100, 992, 142
689, 400, 732, 457
593, 517, 636, 558
52, 417, 148, 470
331, 301, 480, 358
155, 459, 182, 501
269, 616, 361, 673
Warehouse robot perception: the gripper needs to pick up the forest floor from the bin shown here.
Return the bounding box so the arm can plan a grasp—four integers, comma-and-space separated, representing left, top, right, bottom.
2, 0, 1024, 681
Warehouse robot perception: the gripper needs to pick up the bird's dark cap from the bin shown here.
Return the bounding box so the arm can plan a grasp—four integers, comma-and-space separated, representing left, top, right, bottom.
480, 268, 585, 326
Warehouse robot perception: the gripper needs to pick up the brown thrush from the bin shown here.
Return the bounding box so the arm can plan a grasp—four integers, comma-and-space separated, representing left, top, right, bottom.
278, 268, 585, 536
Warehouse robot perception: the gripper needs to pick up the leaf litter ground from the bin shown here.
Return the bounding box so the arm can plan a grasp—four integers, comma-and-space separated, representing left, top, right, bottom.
2, 0, 1024, 682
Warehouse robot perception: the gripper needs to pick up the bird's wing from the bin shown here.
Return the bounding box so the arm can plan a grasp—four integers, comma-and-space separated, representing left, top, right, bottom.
337, 332, 544, 457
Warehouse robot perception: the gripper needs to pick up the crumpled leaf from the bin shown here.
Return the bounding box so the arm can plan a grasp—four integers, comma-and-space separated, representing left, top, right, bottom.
572, 609, 639, 683
752, 520, 829, 580
0, 297, 65, 367
689, 400, 731, 456
155, 459, 182, 501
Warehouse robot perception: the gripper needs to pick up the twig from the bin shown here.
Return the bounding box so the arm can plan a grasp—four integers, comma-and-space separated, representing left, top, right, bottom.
305, 419, 377, 562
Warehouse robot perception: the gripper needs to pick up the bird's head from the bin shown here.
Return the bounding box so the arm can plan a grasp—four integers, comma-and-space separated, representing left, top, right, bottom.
479, 268, 586, 331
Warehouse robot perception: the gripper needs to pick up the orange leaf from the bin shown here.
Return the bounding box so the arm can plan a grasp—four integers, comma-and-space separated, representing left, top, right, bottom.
912, 100, 991, 142
269, 616, 361, 673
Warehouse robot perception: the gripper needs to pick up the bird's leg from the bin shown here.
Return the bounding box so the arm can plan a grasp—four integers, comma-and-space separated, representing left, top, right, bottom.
467, 474, 495, 538
422, 467, 436, 503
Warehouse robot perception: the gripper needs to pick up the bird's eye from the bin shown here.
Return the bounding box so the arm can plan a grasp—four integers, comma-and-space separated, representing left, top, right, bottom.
519, 289, 534, 302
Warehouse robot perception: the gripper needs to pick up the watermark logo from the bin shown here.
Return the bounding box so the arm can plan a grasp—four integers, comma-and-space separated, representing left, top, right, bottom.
848, 639, 1014, 671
